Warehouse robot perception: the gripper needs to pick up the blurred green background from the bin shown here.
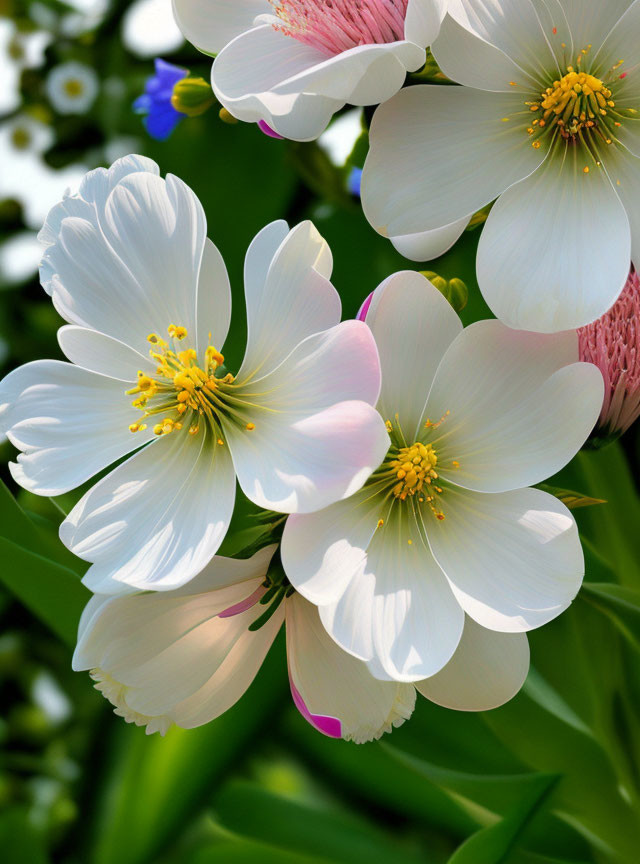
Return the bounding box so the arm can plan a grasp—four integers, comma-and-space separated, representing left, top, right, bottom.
2, 2, 640, 862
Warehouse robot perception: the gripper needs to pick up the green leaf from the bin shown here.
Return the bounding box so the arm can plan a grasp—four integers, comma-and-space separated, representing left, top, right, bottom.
190, 838, 328, 864
581, 583, 640, 653
382, 743, 560, 822
446, 773, 558, 864
214, 780, 424, 864
535, 484, 606, 510
284, 708, 479, 838
0, 536, 88, 647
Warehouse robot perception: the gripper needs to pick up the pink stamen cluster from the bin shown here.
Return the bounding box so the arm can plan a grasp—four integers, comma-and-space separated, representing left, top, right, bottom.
578, 269, 640, 438
270, 0, 408, 56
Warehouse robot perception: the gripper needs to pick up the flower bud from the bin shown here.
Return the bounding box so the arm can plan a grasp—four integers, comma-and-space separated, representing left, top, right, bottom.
420, 272, 468, 313
171, 76, 216, 117
578, 268, 640, 444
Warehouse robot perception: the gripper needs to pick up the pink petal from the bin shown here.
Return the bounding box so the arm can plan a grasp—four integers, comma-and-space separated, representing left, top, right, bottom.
289, 676, 342, 738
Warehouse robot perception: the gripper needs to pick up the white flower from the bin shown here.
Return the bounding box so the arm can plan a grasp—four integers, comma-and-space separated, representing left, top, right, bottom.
0, 155, 388, 595
45, 61, 99, 115
72, 545, 416, 743
362, 0, 640, 333
172, 0, 449, 141
281, 271, 604, 683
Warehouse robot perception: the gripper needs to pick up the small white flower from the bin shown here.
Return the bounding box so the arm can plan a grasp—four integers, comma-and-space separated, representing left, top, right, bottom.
362, 0, 640, 333
281, 271, 604, 683
45, 61, 99, 115
72, 546, 415, 743
0, 155, 388, 595
172, 0, 449, 140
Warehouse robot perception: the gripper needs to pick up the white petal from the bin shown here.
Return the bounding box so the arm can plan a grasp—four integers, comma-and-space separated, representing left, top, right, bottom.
416, 617, 529, 710
320, 505, 465, 682
98, 172, 206, 348
591, 1, 640, 158
0, 360, 153, 496
213, 24, 424, 139
391, 216, 471, 262
286, 594, 415, 743
172, 0, 270, 55
557, 0, 635, 58
602, 145, 640, 268
366, 271, 462, 441
73, 572, 282, 732
38, 154, 159, 252
281, 485, 389, 606
238, 220, 339, 381
227, 321, 388, 513
477, 150, 631, 333
423, 321, 604, 492
170, 603, 282, 728
196, 238, 232, 358
433, 14, 536, 91
58, 326, 155, 382
446, 0, 559, 80
405, 0, 449, 46
426, 486, 583, 632
362, 86, 546, 238
62, 430, 236, 593
42, 170, 208, 355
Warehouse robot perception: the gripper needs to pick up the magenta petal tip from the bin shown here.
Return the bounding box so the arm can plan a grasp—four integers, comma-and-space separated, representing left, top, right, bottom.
356, 292, 374, 322
290, 679, 342, 739
258, 120, 285, 140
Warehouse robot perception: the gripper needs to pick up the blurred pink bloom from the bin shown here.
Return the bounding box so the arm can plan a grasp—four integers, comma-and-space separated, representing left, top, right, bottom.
579, 269, 640, 440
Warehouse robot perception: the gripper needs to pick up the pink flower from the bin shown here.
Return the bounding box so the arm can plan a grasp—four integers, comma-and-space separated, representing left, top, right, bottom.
173, 0, 448, 140
578, 269, 640, 441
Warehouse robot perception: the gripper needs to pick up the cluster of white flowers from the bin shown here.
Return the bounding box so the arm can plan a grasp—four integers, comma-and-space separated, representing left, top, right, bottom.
5, 0, 638, 742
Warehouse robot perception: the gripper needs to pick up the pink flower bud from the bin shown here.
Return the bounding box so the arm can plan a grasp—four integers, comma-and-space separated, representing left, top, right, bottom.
578, 269, 640, 441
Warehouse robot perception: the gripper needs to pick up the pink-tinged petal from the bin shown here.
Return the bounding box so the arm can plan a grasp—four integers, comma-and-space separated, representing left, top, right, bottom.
356, 291, 374, 321
285, 593, 414, 743
258, 119, 285, 139
289, 676, 342, 738
227, 321, 388, 514
219, 583, 267, 618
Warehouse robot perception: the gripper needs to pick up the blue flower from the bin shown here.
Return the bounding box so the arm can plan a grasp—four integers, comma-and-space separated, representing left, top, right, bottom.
133, 59, 188, 141
347, 166, 362, 197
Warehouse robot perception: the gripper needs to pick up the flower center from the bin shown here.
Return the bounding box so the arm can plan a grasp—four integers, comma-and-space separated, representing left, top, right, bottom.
127, 325, 254, 440
389, 441, 439, 501
269, 0, 408, 56
63, 78, 84, 98
538, 69, 612, 137
524, 51, 637, 157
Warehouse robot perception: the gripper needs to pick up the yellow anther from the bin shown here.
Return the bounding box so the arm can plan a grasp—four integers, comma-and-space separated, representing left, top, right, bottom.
147, 333, 160, 344
137, 375, 154, 391
189, 425, 200, 436
217, 438, 224, 446
452, 460, 460, 468
407, 539, 413, 545
168, 325, 188, 340
377, 519, 384, 529
129, 423, 140, 433
245, 422, 256, 431
583, 166, 590, 174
